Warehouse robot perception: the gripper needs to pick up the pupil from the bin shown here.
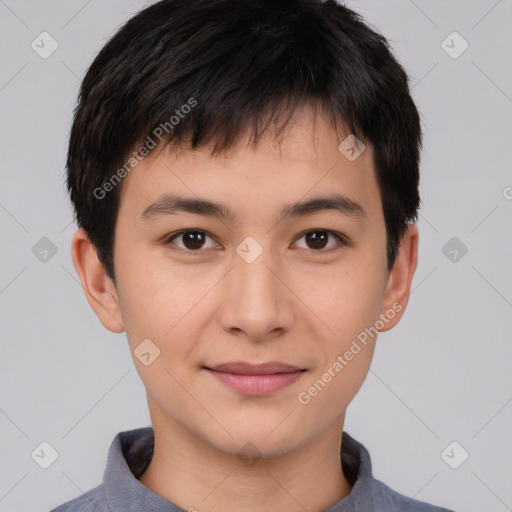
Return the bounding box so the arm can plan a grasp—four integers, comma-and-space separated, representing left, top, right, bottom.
181, 231, 329, 251
307, 231, 327, 249
184, 231, 204, 250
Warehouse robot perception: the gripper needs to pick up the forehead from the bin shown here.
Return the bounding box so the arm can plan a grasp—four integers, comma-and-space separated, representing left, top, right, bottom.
117, 108, 381, 224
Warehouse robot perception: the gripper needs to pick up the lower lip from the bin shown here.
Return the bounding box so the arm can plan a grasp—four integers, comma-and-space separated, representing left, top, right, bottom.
205, 369, 305, 396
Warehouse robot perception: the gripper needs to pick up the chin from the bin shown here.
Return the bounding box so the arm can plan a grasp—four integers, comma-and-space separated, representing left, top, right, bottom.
207, 423, 308, 460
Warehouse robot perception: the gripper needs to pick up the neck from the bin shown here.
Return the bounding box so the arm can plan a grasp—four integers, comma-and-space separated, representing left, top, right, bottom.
138, 410, 353, 512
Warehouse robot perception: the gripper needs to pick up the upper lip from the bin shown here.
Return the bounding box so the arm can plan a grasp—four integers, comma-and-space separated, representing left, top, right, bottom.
206, 362, 304, 375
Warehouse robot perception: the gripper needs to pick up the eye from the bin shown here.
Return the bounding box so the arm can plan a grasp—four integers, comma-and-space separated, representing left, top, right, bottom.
293, 230, 346, 251
165, 229, 347, 254
165, 230, 218, 252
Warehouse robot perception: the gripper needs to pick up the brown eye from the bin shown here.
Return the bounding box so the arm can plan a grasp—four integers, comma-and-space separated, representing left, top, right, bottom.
167, 230, 217, 252
306, 231, 329, 249
294, 230, 345, 251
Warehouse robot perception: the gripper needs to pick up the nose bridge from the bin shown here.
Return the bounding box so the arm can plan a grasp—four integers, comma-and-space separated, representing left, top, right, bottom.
218, 237, 294, 339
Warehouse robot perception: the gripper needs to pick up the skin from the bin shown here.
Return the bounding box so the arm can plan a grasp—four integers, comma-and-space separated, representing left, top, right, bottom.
71, 105, 418, 512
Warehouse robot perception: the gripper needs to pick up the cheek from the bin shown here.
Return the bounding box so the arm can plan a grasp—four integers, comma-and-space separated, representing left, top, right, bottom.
295, 261, 385, 339
295, 333, 376, 433
290, 261, 383, 403
115, 256, 220, 360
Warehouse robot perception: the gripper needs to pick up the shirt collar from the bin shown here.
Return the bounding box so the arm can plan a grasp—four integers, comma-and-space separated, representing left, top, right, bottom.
104, 426, 376, 511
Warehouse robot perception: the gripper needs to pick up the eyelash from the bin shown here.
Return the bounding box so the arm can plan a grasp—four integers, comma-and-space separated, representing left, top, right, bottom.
164, 229, 348, 255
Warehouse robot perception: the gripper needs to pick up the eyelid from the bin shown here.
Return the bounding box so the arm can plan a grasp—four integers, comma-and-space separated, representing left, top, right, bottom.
292, 229, 348, 251
164, 228, 349, 253
164, 229, 220, 252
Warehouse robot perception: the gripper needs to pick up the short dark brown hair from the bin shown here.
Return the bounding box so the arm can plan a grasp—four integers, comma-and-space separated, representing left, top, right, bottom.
67, 0, 422, 283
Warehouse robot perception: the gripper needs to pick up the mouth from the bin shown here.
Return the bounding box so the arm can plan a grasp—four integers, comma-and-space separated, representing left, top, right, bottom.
203, 361, 307, 396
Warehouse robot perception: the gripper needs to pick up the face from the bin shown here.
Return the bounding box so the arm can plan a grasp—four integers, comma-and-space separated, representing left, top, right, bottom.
75, 107, 417, 458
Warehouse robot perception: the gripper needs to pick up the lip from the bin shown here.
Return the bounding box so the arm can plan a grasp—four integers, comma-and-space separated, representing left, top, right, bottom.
209, 361, 303, 375
204, 361, 306, 396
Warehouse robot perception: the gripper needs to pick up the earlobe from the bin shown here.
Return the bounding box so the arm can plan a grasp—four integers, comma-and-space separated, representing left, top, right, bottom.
378, 223, 419, 332
71, 228, 125, 333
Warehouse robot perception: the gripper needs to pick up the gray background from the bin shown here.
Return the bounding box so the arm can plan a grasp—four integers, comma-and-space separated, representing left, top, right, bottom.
1, 0, 511, 510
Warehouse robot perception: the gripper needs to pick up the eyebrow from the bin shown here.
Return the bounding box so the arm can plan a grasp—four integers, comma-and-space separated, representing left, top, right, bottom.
140, 193, 366, 223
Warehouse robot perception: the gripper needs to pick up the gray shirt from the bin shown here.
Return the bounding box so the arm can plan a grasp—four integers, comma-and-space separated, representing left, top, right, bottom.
50, 427, 454, 511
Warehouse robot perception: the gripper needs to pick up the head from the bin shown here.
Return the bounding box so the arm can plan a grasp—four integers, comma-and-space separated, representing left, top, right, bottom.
69, 0, 421, 457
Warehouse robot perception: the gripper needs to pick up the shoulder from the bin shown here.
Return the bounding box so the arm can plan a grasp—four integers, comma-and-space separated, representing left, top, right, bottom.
48, 483, 107, 512
370, 478, 455, 511
339, 432, 454, 511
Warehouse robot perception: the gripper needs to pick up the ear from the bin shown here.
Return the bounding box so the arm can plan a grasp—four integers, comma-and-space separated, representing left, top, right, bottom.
71, 228, 125, 333
378, 222, 419, 332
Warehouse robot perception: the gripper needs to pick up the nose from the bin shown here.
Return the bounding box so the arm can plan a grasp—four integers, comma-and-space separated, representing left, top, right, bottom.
216, 243, 296, 343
